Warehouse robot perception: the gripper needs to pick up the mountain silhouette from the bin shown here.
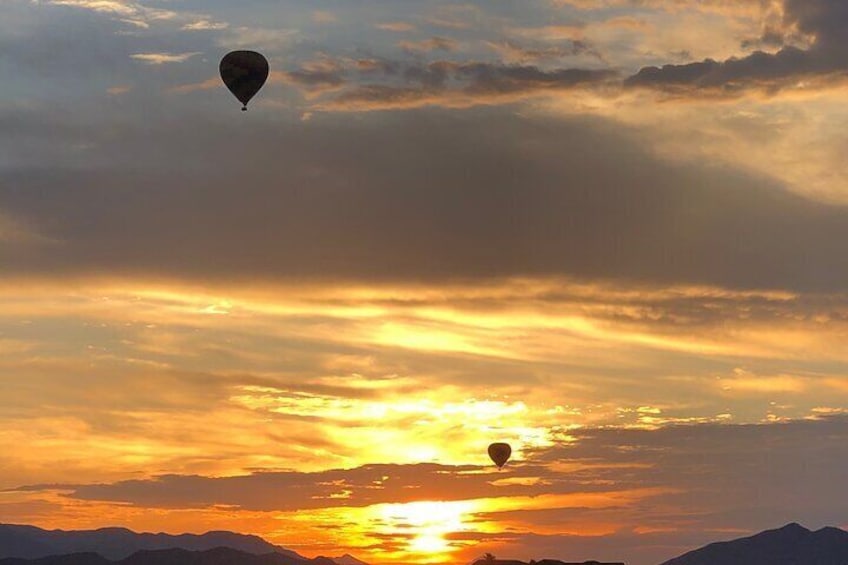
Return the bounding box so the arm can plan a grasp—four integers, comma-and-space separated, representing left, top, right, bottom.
661, 523, 848, 565
328, 555, 370, 565
0, 554, 110, 565
0, 525, 343, 563
0, 548, 338, 565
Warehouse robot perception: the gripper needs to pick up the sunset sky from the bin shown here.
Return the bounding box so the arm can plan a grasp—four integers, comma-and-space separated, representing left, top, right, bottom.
2, 1, 848, 565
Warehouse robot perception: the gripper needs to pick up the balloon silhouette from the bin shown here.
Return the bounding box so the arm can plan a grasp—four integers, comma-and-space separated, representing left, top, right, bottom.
219, 50, 269, 111
488, 443, 512, 469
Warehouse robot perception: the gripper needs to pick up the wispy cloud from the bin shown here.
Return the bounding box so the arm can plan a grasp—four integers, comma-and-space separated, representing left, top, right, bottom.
130, 52, 201, 64
47, 0, 178, 24
181, 19, 228, 31
398, 37, 458, 54
377, 22, 417, 32
624, 0, 847, 95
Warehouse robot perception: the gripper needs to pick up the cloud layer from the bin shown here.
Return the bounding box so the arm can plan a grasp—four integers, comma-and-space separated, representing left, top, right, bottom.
3, 108, 848, 291
627, 0, 848, 93
11, 418, 848, 565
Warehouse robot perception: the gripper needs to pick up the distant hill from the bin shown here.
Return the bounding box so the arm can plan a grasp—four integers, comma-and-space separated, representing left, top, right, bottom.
661, 523, 848, 565
0, 525, 353, 564
0, 548, 336, 565
328, 555, 369, 565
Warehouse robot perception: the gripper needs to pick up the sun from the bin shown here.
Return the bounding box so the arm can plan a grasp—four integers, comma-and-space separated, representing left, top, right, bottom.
378, 500, 476, 560
410, 533, 451, 554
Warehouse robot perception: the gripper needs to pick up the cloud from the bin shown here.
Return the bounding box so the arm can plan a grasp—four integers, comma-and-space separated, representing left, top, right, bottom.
282, 58, 347, 91
280, 57, 617, 110
307, 62, 616, 110
457, 63, 614, 94
718, 369, 809, 394
181, 20, 228, 31
377, 22, 417, 33
48, 0, 138, 17
17, 417, 848, 516
130, 52, 201, 64
510, 25, 585, 42
3, 106, 848, 292
47, 0, 178, 26
484, 40, 602, 65
19, 464, 515, 511
398, 37, 458, 54
2, 276, 844, 500
625, 0, 848, 94
625, 46, 816, 92
741, 26, 787, 50
12, 418, 848, 565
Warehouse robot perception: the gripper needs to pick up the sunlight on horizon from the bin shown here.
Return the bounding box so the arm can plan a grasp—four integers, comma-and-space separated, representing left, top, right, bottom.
379, 501, 478, 561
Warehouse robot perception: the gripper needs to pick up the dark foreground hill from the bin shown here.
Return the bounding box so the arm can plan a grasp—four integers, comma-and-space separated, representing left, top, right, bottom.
0, 525, 312, 562
662, 523, 848, 565
0, 548, 338, 565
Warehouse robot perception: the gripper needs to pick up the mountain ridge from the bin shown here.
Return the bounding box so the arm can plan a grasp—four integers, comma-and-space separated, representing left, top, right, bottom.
0, 547, 336, 565
661, 522, 848, 565
6, 521, 848, 565
0, 525, 335, 563
327, 555, 370, 565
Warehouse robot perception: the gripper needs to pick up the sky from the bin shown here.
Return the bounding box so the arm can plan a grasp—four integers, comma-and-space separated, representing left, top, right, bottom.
2, 1, 848, 564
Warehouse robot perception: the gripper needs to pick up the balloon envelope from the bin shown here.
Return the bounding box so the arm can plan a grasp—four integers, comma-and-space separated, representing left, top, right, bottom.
219, 50, 269, 110
488, 443, 512, 469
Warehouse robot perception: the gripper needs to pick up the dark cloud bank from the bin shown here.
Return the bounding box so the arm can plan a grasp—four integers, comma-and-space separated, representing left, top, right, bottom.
2, 105, 848, 292
287, 0, 848, 100
627, 0, 848, 92
286, 59, 617, 107
27, 417, 845, 519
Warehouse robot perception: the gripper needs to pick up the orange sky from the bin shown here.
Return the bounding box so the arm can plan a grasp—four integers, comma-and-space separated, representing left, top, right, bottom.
2, 280, 848, 564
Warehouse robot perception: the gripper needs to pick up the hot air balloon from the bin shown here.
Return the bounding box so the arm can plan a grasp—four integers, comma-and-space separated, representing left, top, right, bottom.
219, 50, 269, 111
488, 442, 512, 469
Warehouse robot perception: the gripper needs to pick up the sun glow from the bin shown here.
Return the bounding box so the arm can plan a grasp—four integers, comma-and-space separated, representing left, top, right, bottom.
379, 500, 476, 560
